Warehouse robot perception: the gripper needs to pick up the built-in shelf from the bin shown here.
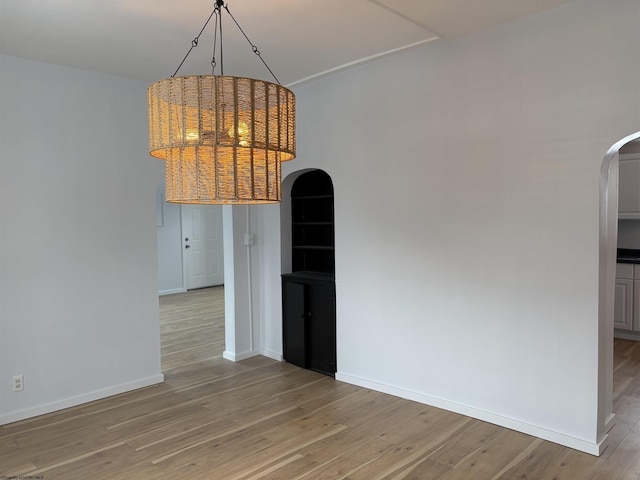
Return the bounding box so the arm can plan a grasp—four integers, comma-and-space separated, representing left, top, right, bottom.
291, 170, 335, 274
293, 221, 333, 226
292, 194, 333, 200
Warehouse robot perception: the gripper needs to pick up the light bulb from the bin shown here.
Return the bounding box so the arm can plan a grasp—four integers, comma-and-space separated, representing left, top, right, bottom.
185, 130, 199, 142
229, 121, 250, 146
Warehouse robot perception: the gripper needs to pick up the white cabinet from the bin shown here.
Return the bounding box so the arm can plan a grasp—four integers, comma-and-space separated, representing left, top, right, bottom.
615, 263, 640, 338
619, 154, 640, 219
615, 264, 633, 330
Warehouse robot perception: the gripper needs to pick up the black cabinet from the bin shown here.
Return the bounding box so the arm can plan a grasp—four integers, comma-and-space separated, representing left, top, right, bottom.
282, 272, 336, 375
283, 170, 336, 376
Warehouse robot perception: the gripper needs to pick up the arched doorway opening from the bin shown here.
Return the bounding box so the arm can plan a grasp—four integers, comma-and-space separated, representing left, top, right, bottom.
598, 131, 640, 449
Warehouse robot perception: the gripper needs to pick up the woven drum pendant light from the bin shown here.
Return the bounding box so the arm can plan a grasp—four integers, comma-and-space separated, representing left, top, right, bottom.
148, 1, 296, 204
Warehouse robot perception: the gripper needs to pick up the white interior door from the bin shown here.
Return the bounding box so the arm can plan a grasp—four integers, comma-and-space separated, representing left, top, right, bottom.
182, 205, 224, 290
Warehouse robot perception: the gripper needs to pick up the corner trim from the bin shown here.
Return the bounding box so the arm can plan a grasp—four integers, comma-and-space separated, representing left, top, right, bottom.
0, 374, 165, 426
335, 372, 603, 456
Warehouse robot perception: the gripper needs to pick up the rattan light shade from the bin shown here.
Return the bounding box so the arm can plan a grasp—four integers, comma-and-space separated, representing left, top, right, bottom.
148, 75, 296, 204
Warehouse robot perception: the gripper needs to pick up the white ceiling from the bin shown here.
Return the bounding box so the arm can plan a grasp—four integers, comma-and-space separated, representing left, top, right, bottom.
0, 0, 579, 87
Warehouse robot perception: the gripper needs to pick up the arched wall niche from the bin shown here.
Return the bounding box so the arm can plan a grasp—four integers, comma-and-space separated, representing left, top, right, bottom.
280, 168, 334, 274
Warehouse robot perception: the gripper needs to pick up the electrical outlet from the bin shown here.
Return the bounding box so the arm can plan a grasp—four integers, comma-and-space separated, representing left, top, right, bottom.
12, 375, 23, 392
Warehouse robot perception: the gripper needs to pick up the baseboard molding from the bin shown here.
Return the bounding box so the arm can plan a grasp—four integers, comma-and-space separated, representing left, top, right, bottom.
261, 348, 283, 362
223, 350, 259, 362
605, 412, 616, 433
159, 288, 187, 296
614, 329, 640, 341
336, 372, 603, 456
595, 413, 616, 455
0, 374, 165, 426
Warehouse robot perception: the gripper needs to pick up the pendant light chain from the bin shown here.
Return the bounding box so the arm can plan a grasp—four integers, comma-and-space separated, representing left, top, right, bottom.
223, 5, 281, 85
211, 6, 219, 75
218, 3, 224, 75
172, 2, 221, 78
170, 0, 279, 83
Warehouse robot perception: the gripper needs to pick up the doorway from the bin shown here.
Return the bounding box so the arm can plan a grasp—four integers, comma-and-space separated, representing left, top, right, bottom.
156, 180, 227, 372
156, 180, 225, 293
598, 130, 640, 451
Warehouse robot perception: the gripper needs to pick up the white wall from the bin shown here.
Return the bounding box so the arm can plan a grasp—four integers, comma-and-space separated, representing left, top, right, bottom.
257, 0, 640, 454
0, 55, 164, 423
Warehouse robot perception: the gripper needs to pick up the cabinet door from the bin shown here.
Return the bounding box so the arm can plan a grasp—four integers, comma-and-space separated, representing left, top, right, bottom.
619, 155, 640, 218
634, 281, 640, 332
614, 278, 633, 330
307, 281, 336, 375
283, 281, 307, 368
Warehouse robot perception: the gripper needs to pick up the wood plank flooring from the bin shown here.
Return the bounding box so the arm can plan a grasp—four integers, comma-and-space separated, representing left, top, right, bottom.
3, 288, 640, 478
160, 287, 225, 370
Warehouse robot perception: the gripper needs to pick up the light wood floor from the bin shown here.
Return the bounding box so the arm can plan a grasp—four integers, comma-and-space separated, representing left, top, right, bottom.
160, 286, 225, 371
3, 289, 640, 479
